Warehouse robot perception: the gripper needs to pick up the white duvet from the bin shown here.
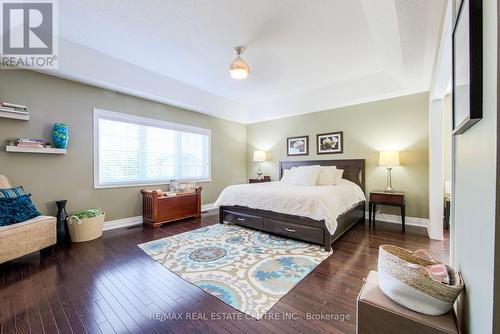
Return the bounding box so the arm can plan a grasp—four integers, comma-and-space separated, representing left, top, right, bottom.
214, 179, 366, 234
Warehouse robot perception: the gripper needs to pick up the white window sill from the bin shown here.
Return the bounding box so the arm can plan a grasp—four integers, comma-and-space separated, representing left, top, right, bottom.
94, 179, 212, 189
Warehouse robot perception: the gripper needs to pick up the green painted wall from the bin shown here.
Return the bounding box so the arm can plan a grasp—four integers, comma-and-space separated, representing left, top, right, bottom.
0, 71, 431, 223
451, 0, 499, 332
0, 70, 247, 222
246, 92, 430, 219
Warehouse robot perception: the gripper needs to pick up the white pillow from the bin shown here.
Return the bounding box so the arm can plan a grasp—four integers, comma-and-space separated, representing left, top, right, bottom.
317, 166, 337, 186
332, 169, 344, 185
280, 168, 296, 184
291, 165, 321, 186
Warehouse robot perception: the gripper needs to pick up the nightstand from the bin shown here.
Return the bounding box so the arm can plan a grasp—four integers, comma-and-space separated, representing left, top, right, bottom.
249, 176, 271, 183
369, 190, 405, 232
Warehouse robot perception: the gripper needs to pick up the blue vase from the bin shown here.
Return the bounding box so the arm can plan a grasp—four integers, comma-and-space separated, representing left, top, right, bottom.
53, 123, 69, 149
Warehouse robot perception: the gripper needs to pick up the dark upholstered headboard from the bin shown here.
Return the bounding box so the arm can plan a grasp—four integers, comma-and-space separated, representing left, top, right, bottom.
279, 159, 366, 193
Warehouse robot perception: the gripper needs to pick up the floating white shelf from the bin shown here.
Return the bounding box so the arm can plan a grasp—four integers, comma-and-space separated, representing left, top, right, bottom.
0, 110, 30, 121
6, 146, 67, 154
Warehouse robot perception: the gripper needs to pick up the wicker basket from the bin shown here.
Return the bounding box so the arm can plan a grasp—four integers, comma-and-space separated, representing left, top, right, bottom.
377, 244, 464, 315
67, 212, 105, 243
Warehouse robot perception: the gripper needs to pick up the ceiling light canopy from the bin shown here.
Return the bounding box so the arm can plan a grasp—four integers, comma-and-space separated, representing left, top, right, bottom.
229, 46, 249, 80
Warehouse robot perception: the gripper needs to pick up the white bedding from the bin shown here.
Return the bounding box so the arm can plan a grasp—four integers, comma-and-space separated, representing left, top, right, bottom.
214, 179, 366, 234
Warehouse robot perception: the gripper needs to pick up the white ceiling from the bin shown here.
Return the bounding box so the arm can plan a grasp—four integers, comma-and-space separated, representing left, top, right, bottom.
46, 0, 446, 123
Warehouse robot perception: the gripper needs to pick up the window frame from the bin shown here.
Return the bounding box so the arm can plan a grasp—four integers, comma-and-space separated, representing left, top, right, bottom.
93, 108, 211, 189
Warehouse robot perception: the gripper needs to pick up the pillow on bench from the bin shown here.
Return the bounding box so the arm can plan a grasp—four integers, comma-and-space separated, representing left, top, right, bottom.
0, 194, 41, 226
0, 186, 25, 198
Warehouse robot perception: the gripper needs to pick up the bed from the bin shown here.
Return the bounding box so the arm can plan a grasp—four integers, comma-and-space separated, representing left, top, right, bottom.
216, 159, 366, 251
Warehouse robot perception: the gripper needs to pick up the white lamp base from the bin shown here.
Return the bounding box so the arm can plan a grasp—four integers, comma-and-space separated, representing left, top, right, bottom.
385, 167, 395, 192
257, 165, 263, 180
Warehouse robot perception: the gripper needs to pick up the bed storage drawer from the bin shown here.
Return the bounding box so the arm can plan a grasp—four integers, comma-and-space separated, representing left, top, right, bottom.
223, 210, 264, 230
263, 218, 324, 244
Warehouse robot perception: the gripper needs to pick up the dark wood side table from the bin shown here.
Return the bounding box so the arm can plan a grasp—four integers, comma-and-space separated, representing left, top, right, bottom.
369, 190, 405, 232
249, 176, 271, 183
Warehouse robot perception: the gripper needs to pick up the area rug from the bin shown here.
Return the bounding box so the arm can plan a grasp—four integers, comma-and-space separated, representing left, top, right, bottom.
138, 224, 332, 319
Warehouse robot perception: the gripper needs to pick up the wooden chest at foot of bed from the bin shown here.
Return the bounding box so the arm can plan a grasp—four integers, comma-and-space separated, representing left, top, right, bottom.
141, 187, 202, 228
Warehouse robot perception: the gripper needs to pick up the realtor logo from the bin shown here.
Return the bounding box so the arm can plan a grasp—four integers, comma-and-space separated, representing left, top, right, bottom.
0, 0, 58, 69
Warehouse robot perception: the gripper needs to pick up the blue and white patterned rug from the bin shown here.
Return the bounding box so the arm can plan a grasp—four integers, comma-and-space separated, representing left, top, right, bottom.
138, 224, 332, 319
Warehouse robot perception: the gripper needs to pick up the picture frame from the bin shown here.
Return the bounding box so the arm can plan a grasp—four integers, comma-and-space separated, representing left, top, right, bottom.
287, 136, 309, 156
452, 0, 482, 135
317, 131, 343, 155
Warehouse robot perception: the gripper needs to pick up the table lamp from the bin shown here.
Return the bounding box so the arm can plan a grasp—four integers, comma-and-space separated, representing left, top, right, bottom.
379, 151, 400, 192
253, 150, 266, 179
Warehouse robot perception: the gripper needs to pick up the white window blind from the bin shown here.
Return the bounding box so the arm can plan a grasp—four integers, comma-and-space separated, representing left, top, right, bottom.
93, 109, 211, 188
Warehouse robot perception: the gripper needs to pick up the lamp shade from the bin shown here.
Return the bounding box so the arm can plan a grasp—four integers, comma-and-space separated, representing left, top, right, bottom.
379, 151, 400, 166
253, 150, 266, 162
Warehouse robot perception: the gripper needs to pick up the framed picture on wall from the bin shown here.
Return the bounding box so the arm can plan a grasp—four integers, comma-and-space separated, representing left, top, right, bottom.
452, 0, 482, 135
317, 132, 343, 154
287, 136, 309, 156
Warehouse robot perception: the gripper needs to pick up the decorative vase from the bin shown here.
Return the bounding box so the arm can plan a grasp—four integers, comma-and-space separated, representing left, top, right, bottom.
56, 200, 70, 244
53, 123, 69, 149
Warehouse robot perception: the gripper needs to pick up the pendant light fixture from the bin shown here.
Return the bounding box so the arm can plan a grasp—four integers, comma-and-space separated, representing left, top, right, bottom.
229, 46, 250, 80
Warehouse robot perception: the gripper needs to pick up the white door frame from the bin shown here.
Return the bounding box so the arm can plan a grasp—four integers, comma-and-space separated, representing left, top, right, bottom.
428, 0, 453, 240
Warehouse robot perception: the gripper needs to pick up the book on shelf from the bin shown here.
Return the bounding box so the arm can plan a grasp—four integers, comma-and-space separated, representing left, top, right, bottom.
1, 102, 27, 110
0, 107, 29, 115
15, 143, 44, 148
15, 138, 44, 148
17, 138, 44, 143
18, 137, 43, 141
2, 106, 27, 112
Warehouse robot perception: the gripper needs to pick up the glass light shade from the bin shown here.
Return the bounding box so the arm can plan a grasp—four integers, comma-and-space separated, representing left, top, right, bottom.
379, 151, 400, 166
229, 55, 249, 79
253, 150, 266, 162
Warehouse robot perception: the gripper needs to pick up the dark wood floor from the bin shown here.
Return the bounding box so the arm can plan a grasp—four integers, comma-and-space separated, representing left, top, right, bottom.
0, 212, 449, 334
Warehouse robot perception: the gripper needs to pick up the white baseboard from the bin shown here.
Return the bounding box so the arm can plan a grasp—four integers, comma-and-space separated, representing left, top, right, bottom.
102, 206, 428, 233
364, 211, 429, 229
202, 203, 217, 212
103, 204, 217, 232
103, 216, 142, 231
197, 204, 429, 229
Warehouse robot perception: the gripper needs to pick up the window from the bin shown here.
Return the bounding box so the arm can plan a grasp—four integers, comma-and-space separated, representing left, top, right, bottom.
93, 108, 211, 188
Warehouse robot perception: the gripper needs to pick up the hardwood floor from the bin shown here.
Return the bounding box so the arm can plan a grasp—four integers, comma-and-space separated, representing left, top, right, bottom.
0, 212, 449, 334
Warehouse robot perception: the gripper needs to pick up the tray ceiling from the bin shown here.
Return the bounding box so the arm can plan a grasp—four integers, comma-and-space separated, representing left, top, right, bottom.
44, 0, 446, 123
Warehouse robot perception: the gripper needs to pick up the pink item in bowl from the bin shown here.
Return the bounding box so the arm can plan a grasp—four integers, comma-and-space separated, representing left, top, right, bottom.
424, 264, 450, 284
